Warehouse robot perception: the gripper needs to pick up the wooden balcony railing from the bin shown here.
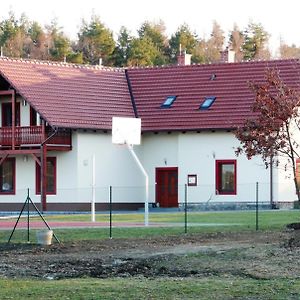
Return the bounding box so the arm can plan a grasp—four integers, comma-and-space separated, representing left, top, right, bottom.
0, 126, 71, 149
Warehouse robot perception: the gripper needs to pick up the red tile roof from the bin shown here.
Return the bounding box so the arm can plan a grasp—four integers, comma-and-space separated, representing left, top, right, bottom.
0, 57, 299, 132
127, 59, 300, 131
0, 57, 135, 129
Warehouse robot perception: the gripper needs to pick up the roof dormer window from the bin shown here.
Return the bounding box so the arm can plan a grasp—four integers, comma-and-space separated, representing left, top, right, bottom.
161, 96, 177, 108
200, 96, 216, 110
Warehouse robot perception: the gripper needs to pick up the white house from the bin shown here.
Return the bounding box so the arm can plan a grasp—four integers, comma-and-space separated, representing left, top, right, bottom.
0, 56, 299, 211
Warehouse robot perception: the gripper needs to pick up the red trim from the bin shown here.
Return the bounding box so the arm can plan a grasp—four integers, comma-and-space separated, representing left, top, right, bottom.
0, 149, 40, 155
0, 91, 14, 95
35, 156, 41, 195
156, 167, 178, 171
155, 167, 178, 184
215, 160, 237, 195
41, 144, 47, 211
36, 156, 56, 195
0, 157, 16, 195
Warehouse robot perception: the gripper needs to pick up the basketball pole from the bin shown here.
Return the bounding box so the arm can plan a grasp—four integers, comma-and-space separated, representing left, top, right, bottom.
127, 143, 149, 226
111, 117, 147, 226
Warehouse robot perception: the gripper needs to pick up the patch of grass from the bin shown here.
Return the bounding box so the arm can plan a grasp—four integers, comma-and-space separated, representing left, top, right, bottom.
0, 210, 299, 243
45, 210, 300, 229
0, 226, 192, 243
2, 210, 299, 225
0, 277, 299, 300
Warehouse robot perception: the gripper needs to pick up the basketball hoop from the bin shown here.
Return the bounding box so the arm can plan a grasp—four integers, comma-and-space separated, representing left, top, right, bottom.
112, 117, 141, 145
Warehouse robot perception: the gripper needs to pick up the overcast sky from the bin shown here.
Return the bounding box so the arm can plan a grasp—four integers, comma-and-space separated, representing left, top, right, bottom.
1, 0, 300, 55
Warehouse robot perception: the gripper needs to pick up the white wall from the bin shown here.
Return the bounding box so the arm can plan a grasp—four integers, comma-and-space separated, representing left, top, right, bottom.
179, 132, 274, 204
142, 131, 276, 205
276, 120, 300, 203
276, 156, 296, 202
0, 130, 145, 205
3, 128, 298, 206
2, 147, 79, 205
30, 131, 145, 204
75, 131, 144, 203
141, 133, 178, 203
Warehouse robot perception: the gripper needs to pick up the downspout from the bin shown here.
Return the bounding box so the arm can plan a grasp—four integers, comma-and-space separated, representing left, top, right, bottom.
40, 124, 58, 212
125, 69, 139, 118
41, 125, 58, 147
11, 90, 15, 150
125, 70, 149, 223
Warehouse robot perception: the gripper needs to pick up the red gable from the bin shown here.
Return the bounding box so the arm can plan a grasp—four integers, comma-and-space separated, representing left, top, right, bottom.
0, 57, 135, 129
127, 59, 300, 131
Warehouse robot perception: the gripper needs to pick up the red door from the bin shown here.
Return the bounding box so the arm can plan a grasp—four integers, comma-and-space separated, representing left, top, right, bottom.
156, 167, 178, 208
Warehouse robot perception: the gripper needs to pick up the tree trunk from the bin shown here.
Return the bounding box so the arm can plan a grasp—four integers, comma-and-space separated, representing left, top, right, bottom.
291, 158, 300, 204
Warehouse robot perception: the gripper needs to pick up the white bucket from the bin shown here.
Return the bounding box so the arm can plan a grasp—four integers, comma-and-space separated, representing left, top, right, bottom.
36, 230, 53, 245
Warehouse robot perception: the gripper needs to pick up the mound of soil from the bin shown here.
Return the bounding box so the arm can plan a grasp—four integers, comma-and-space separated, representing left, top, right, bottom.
0, 230, 298, 280
286, 222, 300, 230
285, 223, 300, 248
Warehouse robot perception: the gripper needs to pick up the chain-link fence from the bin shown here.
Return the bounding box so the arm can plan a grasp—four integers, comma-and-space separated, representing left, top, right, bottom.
0, 182, 299, 242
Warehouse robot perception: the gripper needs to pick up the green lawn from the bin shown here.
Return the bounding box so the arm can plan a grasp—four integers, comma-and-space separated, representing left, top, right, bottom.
0, 210, 299, 242
1, 210, 300, 299
37, 209, 300, 230
0, 277, 299, 300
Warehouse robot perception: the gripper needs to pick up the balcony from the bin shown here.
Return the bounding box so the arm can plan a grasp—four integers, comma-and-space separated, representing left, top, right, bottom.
0, 126, 72, 151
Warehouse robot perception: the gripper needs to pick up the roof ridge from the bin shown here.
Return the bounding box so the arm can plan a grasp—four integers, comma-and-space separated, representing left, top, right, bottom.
126, 58, 300, 71
0, 56, 298, 73
0, 56, 125, 72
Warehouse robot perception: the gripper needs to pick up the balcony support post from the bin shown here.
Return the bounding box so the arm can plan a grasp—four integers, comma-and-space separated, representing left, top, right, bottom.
31, 153, 41, 166
0, 154, 8, 166
11, 90, 15, 150
40, 119, 48, 212
42, 120, 46, 140
41, 143, 47, 212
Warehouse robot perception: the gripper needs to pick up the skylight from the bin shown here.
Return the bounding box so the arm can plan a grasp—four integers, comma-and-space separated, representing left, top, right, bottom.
161, 96, 177, 108
200, 96, 216, 110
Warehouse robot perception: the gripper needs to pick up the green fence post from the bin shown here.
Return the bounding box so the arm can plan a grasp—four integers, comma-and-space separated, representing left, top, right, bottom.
185, 184, 188, 234
256, 182, 259, 231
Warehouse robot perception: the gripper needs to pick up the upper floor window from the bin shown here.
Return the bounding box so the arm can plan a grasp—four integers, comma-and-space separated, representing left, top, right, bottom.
161, 96, 177, 108
216, 160, 237, 195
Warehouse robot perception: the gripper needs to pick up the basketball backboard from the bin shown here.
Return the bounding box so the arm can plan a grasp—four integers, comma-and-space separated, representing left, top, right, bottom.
112, 117, 141, 145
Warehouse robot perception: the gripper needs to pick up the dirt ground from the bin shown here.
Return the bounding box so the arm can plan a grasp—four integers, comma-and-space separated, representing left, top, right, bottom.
0, 229, 299, 280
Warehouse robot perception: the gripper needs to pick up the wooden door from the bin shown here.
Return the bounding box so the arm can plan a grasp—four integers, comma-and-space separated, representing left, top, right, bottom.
156, 167, 178, 208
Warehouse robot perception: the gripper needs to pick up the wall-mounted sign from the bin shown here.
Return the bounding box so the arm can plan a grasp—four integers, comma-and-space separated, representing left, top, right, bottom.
187, 174, 197, 186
